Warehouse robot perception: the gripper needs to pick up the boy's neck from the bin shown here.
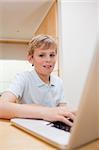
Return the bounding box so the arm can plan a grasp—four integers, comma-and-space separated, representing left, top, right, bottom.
39, 75, 50, 85
34, 68, 50, 84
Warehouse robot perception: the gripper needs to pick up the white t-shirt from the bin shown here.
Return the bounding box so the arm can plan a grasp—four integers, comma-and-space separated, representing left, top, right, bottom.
8, 68, 66, 107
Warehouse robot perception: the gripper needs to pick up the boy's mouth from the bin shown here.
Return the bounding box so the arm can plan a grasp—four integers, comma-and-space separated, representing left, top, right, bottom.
43, 65, 53, 69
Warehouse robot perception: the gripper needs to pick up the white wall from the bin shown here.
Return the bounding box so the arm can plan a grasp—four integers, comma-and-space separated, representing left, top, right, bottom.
0, 43, 32, 92
58, 0, 98, 109
97, 2, 99, 120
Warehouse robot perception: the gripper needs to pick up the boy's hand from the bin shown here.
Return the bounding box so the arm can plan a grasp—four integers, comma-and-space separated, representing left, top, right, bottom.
42, 106, 76, 127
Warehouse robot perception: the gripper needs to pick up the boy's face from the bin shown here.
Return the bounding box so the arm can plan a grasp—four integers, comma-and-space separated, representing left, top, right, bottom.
32, 46, 57, 77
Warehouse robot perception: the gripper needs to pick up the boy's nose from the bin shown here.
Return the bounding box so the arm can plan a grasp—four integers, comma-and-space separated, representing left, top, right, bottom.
46, 55, 51, 61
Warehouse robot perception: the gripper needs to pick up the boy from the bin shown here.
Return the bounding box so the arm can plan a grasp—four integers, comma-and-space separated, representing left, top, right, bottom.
0, 35, 75, 126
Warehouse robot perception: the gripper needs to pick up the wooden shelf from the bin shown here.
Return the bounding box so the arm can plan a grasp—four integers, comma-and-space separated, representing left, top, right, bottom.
0, 39, 29, 44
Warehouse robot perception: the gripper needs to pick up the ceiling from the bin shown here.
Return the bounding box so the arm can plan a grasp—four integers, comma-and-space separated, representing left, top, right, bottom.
0, 0, 54, 40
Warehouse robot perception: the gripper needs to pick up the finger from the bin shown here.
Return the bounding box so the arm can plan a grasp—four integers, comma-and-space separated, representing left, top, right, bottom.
65, 118, 73, 126
56, 116, 73, 127
66, 112, 75, 121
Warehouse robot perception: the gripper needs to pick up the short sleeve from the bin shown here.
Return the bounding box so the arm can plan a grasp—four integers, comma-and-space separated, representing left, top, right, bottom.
8, 73, 25, 99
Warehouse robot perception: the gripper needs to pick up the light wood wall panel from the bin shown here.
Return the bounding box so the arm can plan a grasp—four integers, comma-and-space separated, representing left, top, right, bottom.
35, 0, 57, 38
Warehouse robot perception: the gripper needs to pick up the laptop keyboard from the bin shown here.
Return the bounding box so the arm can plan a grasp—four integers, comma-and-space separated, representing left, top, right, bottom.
47, 119, 73, 132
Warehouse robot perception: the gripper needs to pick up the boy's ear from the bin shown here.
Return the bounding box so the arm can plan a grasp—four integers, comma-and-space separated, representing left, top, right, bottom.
27, 54, 33, 64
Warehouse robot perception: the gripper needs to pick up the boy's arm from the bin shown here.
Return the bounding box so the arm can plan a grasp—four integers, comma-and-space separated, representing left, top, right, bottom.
0, 91, 75, 126
0, 91, 48, 119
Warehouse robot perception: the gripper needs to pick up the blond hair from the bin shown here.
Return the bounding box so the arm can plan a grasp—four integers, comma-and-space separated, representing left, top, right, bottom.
27, 34, 57, 55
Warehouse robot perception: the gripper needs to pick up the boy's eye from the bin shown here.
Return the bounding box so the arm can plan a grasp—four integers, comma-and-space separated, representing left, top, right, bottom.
50, 54, 55, 57
38, 53, 56, 57
39, 54, 44, 57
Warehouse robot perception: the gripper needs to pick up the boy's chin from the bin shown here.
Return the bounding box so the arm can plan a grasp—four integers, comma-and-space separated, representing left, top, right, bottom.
43, 70, 53, 75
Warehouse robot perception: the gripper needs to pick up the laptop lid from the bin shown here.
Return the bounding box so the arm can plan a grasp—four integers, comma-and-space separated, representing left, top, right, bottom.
68, 48, 99, 149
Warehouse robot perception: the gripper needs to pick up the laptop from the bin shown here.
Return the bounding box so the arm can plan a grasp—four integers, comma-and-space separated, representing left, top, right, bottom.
11, 49, 99, 150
